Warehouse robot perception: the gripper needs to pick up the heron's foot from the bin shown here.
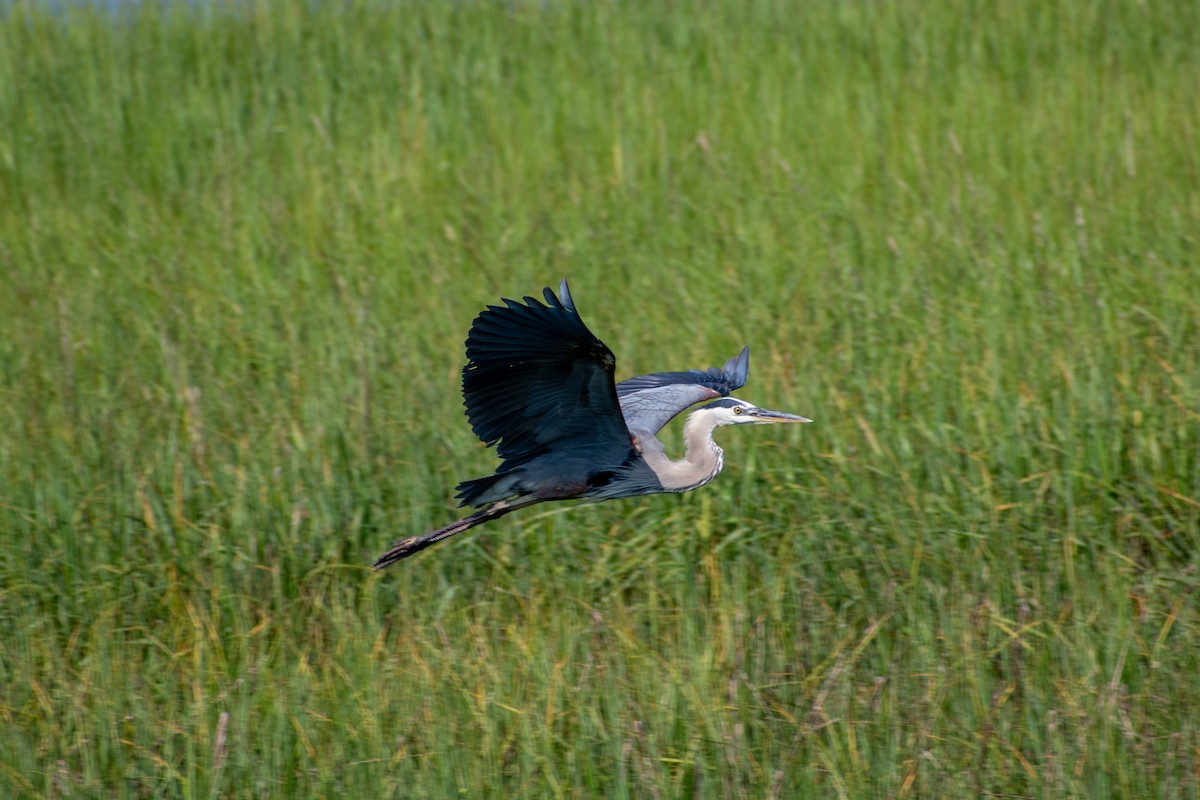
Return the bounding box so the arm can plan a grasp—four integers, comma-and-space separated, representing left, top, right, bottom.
372, 536, 425, 570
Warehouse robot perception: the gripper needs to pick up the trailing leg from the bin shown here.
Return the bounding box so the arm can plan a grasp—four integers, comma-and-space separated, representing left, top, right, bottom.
372, 494, 543, 569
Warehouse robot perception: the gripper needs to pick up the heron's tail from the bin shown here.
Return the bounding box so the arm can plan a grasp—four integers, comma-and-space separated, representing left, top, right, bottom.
372, 494, 542, 569
454, 471, 522, 507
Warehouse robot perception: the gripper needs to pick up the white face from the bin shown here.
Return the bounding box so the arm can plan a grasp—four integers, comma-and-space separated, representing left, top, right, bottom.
719, 399, 759, 425
708, 398, 812, 426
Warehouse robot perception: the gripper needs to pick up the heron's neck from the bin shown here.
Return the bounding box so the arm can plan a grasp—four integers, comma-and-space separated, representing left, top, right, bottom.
642, 412, 725, 492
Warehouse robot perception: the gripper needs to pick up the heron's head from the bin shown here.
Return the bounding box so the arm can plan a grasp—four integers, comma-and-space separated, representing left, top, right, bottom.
697, 397, 812, 427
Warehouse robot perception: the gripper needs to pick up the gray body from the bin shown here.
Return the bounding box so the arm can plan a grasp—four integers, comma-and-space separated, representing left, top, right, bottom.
373, 280, 810, 567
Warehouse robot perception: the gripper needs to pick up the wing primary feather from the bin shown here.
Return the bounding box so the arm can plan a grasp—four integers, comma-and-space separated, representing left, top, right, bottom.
459, 281, 634, 475
557, 278, 575, 312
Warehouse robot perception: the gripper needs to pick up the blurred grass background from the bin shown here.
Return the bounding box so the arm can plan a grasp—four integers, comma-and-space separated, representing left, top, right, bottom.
1, 0, 1198, 796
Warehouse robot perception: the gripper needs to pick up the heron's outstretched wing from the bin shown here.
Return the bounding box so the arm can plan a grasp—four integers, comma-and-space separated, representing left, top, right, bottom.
462, 280, 632, 471
616, 346, 750, 435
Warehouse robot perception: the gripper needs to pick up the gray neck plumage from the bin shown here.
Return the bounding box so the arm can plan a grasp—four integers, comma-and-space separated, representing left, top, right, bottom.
640, 411, 725, 492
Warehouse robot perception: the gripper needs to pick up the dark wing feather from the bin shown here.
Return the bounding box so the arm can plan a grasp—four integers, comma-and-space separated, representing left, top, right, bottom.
616, 346, 750, 434
462, 280, 632, 471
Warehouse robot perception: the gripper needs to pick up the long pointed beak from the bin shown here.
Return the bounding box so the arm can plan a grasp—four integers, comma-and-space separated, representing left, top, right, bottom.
746, 407, 813, 424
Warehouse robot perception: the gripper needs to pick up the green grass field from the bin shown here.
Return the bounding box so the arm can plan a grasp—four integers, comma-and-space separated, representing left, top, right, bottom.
2, 0, 1199, 796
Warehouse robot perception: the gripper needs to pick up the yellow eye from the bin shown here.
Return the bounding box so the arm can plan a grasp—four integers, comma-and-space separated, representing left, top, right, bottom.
733, 406, 743, 415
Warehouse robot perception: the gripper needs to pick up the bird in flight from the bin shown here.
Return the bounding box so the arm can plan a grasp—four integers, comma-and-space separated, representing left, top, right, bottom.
373, 279, 810, 568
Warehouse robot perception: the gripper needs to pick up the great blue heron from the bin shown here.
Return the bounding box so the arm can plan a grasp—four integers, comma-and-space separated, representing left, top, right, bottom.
373, 279, 811, 568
